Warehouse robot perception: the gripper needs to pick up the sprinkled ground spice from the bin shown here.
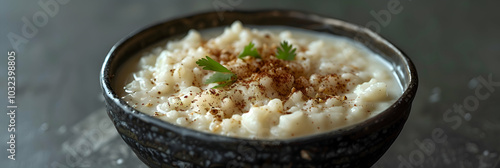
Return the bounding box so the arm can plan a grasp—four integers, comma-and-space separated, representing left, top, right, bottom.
120, 21, 401, 139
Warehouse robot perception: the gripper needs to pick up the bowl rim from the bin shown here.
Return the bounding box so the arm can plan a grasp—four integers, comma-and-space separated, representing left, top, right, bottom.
100, 9, 418, 144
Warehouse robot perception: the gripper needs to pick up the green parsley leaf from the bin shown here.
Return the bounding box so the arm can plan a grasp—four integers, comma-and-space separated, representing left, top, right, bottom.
238, 42, 261, 59
196, 56, 232, 73
276, 41, 297, 61
206, 72, 237, 88
196, 56, 237, 88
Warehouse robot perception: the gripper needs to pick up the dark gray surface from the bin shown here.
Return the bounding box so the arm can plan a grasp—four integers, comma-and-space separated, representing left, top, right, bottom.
0, 1, 499, 167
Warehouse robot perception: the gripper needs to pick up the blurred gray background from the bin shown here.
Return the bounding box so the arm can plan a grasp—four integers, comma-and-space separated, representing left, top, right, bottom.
1, 0, 499, 167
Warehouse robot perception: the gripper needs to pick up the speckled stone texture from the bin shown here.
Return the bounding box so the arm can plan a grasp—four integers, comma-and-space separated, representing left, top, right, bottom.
105, 97, 411, 167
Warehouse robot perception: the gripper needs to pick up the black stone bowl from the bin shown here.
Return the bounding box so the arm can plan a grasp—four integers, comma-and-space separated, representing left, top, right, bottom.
100, 10, 418, 168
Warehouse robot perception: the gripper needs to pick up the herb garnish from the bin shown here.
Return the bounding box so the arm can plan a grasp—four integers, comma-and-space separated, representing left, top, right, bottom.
196, 56, 237, 88
238, 42, 261, 59
276, 41, 297, 61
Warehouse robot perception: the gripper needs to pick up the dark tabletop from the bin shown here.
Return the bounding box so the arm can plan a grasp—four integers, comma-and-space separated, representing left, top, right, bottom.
1, 1, 499, 167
